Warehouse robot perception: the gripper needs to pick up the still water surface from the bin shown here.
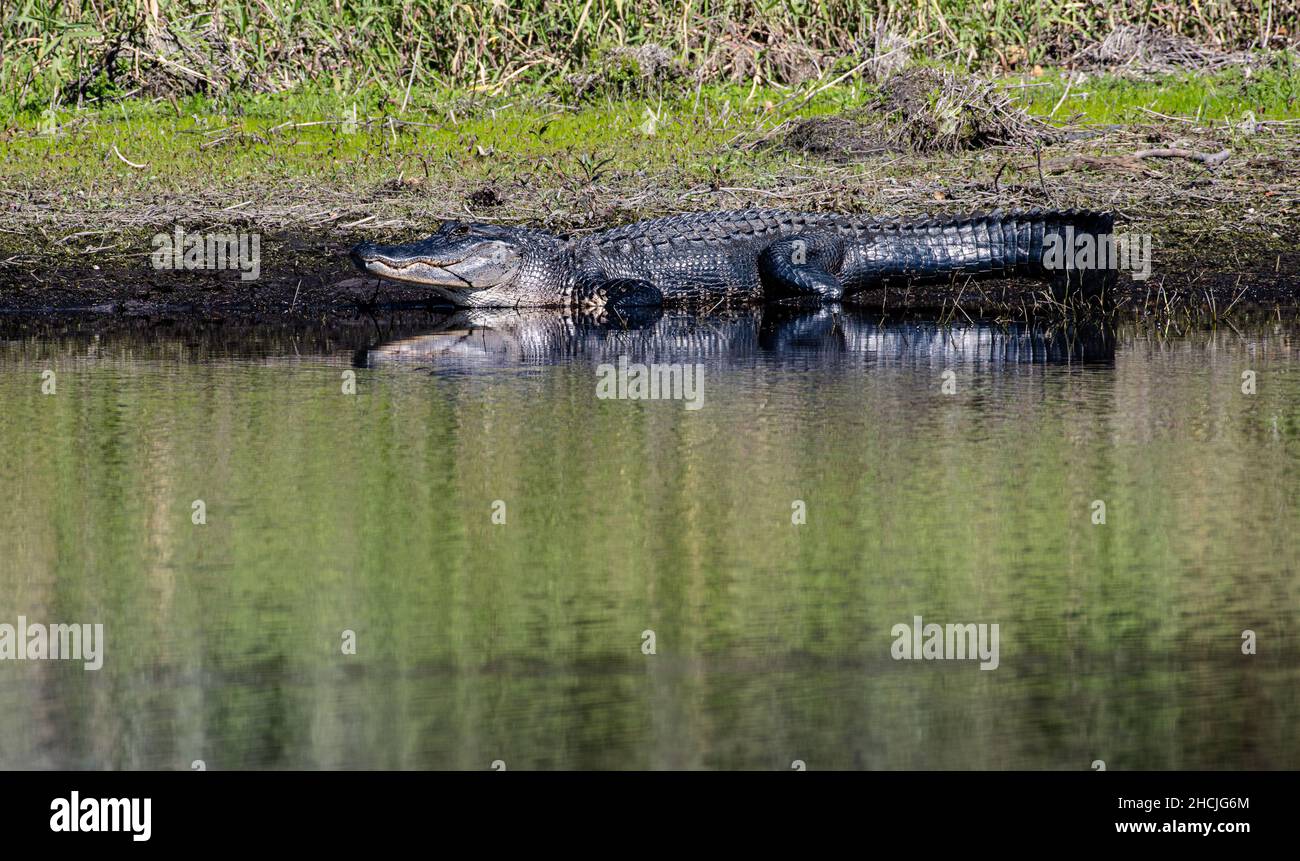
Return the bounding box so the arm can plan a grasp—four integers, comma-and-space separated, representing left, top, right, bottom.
1, 308, 1297, 769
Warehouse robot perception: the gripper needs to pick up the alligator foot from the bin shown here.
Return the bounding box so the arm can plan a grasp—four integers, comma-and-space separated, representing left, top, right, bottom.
578, 278, 663, 314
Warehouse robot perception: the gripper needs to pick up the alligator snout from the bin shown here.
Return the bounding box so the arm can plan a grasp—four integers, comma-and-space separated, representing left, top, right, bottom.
350, 241, 381, 272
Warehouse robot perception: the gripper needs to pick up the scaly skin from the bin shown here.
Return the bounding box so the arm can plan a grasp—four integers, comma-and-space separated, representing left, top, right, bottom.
350, 208, 1116, 309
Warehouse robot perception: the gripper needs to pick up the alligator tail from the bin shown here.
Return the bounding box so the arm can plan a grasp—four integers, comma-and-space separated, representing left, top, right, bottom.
854, 209, 1118, 304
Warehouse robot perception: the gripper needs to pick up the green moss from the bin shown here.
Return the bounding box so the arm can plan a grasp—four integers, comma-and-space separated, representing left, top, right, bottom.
1017, 64, 1300, 123
2, 66, 1297, 247
0, 82, 817, 197
7, 66, 1296, 184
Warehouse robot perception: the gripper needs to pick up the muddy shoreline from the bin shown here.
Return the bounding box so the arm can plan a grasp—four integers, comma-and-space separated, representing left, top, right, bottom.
0, 227, 1296, 325
5, 37, 1298, 330
5, 95, 1299, 328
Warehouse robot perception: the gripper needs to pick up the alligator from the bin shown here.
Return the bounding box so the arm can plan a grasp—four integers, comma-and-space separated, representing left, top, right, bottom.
350, 208, 1115, 311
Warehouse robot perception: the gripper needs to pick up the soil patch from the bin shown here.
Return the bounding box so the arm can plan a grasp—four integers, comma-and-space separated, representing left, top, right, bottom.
776, 67, 1057, 160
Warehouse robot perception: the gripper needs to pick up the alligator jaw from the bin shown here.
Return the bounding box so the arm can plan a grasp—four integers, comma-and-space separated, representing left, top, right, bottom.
350, 245, 490, 308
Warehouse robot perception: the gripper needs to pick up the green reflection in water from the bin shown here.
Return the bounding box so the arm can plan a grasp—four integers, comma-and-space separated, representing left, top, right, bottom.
0, 314, 1297, 769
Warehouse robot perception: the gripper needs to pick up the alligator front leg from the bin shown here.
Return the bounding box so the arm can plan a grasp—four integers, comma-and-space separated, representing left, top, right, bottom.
758, 234, 845, 301
576, 278, 664, 313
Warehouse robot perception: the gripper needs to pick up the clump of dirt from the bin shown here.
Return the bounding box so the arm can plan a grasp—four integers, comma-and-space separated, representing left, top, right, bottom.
566, 44, 684, 99
467, 185, 504, 208
1075, 25, 1257, 75
615, 44, 681, 82
377, 176, 425, 193
875, 67, 1059, 152
777, 67, 1056, 160
778, 111, 891, 161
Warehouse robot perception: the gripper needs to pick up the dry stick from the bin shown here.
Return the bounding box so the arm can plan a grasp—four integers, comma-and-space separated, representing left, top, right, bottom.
1043, 148, 1232, 172
1221, 278, 1250, 317
1131, 148, 1231, 166
401, 38, 423, 114
486, 61, 545, 95
123, 45, 218, 88
992, 161, 1007, 194
569, 0, 596, 47
268, 119, 345, 133
1035, 147, 1054, 206
1138, 107, 1195, 124
1048, 76, 1073, 119
111, 145, 147, 169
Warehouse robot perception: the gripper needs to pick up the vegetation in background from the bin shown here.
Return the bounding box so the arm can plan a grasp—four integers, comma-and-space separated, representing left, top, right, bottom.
3, 0, 1297, 112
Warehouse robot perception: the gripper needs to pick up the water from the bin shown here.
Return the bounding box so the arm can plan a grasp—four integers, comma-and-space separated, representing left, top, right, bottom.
1, 308, 1297, 770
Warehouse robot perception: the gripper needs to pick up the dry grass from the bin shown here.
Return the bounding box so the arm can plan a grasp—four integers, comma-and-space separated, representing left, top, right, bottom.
1077, 24, 1270, 76
5, 1, 1297, 110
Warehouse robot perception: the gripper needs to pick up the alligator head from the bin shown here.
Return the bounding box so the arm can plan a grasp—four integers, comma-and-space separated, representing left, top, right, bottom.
351, 221, 562, 305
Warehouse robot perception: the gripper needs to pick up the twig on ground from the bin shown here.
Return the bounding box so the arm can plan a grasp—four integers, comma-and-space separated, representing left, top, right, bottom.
1132, 147, 1231, 165
111, 145, 147, 169
1041, 147, 1230, 173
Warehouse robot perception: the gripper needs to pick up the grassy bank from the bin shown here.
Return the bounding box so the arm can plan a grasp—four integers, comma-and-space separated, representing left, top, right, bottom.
2, 65, 1297, 236
2, 20, 1299, 317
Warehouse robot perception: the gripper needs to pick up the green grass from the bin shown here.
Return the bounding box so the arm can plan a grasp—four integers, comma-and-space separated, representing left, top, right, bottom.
1017, 62, 1300, 123
4, 66, 1298, 197
0, 83, 792, 196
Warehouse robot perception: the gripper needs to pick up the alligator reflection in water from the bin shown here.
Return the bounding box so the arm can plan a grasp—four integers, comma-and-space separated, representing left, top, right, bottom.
361, 306, 1115, 369
3, 307, 1298, 770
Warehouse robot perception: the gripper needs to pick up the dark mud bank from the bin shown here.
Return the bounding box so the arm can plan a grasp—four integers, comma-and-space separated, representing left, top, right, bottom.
1, 230, 1297, 322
